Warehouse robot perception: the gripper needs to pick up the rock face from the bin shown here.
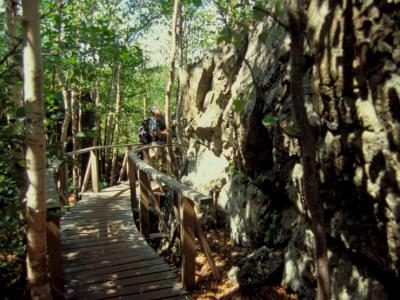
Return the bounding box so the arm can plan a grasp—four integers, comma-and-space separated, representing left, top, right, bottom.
228, 247, 283, 289
180, 1, 399, 299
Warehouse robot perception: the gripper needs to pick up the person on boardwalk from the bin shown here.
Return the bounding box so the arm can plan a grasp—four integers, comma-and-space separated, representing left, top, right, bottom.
148, 105, 167, 160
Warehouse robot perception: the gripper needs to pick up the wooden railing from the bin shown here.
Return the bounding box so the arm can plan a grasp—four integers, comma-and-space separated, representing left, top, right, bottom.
128, 145, 221, 290
47, 143, 221, 297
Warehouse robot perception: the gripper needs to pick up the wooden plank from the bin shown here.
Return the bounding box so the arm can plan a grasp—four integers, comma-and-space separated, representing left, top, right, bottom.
62, 183, 188, 299
64, 255, 163, 274
180, 196, 196, 290
100, 285, 189, 300
66, 271, 178, 297
73, 279, 184, 300
66, 264, 171, 287
64, 248, 153, 266
65, 257, 166, 279
139, 169, 150, 239
62, 239, 149, 253
61, 231, 139, 244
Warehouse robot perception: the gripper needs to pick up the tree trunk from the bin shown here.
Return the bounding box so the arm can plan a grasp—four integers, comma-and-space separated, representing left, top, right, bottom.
22, 0, 52, 298
286, 1, 330, 299
71, 91, 79, 203
93, 75, 101, 146
143, 96, 147, 120
164, 0, 181, 176
175, 11, 186, 163
110, 63, 122, 186
104, 64, 117, 182
5, 0, 22, 110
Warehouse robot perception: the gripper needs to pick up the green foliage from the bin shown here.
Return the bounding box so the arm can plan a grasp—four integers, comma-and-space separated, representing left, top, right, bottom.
233, 99, 247, 113
262, 114, 279, 127
263, 210, 279, 244
0, 137, 25, 294
229, 160, 249, 184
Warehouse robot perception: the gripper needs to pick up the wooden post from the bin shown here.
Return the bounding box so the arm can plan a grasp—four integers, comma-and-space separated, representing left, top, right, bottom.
58, 161, 68, 207
127, 156, 137, 209
143, 149, 151, 165
47, 213, 64, 299
139, 169, 150, 239
118, 149, 129, 182
90, 150, 99, 192
180, 195, 196, 290
80, 158, 92, 193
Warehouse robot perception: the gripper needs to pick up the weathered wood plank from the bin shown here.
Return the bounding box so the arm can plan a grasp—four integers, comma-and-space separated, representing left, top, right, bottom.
67, 271, 179, 296
62, 184, 188, 300
66, 264, 172, 288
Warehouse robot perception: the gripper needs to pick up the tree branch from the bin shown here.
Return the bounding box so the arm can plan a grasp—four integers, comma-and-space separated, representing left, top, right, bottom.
254, 5, 289, 32
0, 39, 23, 66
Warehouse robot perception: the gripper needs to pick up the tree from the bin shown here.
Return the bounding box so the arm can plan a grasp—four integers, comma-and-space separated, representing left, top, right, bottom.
4, 0, 22, 110
22, 0, 52, 298
165, 0, 182, 176
286, 0, 330, 299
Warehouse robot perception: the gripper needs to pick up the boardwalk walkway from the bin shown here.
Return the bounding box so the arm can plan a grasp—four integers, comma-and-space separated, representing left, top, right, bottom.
61, 183, 190, 299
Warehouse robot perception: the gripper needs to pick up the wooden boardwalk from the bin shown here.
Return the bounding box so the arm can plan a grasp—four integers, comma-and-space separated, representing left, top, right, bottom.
61, 183, 190, 300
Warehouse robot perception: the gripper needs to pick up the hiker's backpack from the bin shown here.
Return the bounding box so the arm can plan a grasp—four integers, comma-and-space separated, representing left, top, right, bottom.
138, 118, 152, 144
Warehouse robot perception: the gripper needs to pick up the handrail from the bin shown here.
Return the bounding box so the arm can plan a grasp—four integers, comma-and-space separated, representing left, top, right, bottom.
129, 145, 212, 205
65, 143, 140, 156
128, 144, 220, 290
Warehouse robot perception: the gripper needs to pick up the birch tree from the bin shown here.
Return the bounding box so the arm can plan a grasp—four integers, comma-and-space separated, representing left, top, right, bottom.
110, 63, 122, 185
22, 0, 52, 298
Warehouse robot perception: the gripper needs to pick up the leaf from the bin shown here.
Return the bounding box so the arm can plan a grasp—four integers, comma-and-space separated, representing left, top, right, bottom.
17, 160, 26, 168
233, 100, 246, 113
284, 122, 300, 136
232, 31, 243, 49
252, 7, 266, 21
217, 27, 232, 44
192, 0, 202, 7
75, 131, 87, 138
262, 114, 279, 127
258, 32, 268, 44
15, 107, 26, 119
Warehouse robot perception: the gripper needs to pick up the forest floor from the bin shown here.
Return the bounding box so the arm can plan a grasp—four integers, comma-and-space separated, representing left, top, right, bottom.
161, 229, 298, 300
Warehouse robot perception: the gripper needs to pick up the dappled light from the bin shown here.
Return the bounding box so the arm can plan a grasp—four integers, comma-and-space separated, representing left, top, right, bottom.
1, 0, 399, 299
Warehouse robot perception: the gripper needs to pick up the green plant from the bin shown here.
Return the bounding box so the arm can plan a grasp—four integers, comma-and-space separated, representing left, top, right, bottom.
263, 210, 279, 244
0, 139, 26, 294
228, 160, 249, 184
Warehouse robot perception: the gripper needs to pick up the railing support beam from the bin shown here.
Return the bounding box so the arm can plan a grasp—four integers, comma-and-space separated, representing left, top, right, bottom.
139, 169, 150, 239
180, 195, 196, 290
90, 150, 99, 193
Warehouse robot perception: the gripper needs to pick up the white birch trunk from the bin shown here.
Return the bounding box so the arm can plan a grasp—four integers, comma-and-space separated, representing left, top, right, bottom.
23, 0, 52, 298
110, 63, 122, 185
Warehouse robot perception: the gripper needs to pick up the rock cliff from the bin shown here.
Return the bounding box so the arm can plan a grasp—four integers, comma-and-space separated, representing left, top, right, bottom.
180, 1, 399, 299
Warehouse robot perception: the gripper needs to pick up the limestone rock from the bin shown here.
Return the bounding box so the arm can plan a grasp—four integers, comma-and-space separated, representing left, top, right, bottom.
229, 247, 283, 289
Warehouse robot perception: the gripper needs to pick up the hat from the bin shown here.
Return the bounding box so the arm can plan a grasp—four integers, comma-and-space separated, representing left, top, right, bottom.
151, 105, 159, 113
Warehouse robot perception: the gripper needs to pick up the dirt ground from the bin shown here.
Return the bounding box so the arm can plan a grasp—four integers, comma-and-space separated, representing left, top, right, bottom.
161, 229, 298, 300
